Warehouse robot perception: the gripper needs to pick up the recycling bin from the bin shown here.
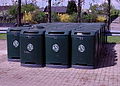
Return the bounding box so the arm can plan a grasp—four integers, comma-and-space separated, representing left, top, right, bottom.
45, 30, 71, 68
7, 27, 30, 61
71, 30, 99, 68
20, 29, 45, 67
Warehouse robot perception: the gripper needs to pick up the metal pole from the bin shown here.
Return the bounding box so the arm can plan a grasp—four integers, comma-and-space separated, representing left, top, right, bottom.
78, 0, 81, 23
18, 0, 21, 26
48, 0, 51, 23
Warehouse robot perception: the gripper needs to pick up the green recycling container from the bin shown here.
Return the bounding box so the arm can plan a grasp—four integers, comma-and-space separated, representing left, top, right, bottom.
45, 30, 71, 68
20, 29, 45, 67
71, 30, 99, 68
7, 27, 30, 61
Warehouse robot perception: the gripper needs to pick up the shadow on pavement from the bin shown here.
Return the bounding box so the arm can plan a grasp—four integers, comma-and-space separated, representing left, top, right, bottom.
97, 43, 117, 68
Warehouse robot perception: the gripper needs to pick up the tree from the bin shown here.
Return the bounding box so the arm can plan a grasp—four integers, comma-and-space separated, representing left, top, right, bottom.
52, 0, 64, 6
21, 0, 37, 5
78, 0, 82, 22
21, 4, 39, 13
108, 0, 111, 30
8, 5, 18, 17
89, 4, 99, 14
8, 4, 38, 16
66, 1, 77, 15
89, 2, 111, 15
77, 0, 94, 23
48, 0, 51, 23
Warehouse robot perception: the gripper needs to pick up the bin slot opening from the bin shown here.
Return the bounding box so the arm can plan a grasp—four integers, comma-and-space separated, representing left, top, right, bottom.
24, 32, 39, 35
25, 62, 36, 64
50, 63, 63, 65
75, 32, 90, 35
11, 30, 21, 32
32, 26, 44, 29
11, 57, 20, 59
48, 32, 65, 34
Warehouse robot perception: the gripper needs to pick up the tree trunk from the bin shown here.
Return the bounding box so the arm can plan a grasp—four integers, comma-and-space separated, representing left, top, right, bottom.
108, 0, 111, 30
18, 0, 21, 26
78, 0, 82, 23
25, 0, 28, 5
48, 0, 51, 23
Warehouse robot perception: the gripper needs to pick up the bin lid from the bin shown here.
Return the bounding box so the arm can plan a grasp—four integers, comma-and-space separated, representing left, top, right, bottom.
33, 23, 105, 32
32, 25, 45, 29
8, 26, 31, 32
34, 23, 83, 31
7, 27, 22, 33
71, 29, 97, 36
45, 29, 70, 35
21, 29, 45, 35
73, 23, 104, 32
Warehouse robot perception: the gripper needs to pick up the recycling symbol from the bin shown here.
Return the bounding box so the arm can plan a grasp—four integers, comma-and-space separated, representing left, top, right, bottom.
27, 43, 34, 52
52, 44, 59, 52
13, 40, 19, 48
78, 44, 85, 52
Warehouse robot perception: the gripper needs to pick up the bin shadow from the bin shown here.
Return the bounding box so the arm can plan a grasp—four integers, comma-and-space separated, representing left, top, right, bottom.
97, 43, 118, 68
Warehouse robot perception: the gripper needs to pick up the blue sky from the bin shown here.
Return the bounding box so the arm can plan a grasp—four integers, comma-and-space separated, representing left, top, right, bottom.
0, 0, 120, 9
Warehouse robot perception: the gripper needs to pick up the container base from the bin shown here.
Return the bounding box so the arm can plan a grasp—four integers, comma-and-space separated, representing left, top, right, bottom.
8, 59, 20, 62
21, 63, 45, 67
46, 64, 71, 68
72, 65, 94, 69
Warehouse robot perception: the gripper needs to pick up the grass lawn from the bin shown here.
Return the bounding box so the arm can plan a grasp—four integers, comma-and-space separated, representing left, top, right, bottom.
0, 34, 6, 40
107, 36, 120, 43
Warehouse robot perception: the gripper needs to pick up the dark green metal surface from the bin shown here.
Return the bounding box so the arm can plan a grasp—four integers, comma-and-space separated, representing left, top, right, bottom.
45, 30, 71, 67
20, 29, 45, 67
7, 27, 30, 61
71, 31, 98, 67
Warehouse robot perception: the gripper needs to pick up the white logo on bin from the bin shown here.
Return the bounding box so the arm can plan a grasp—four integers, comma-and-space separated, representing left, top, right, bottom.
78, 44, 85, 52
13, 40, 19, 48
52, 44, 59, 52
27, 43, 34, 52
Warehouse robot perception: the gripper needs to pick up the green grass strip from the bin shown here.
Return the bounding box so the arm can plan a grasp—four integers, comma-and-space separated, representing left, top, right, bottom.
0, 34, 7, 40
107, 36, 120, 43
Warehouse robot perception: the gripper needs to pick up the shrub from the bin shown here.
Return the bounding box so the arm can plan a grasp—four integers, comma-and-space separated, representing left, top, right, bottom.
32, 11, 47, 23
70, 13, 78, 23
23, 11, 33, 23
59, 14, 71, 22
51, 12, 60, 22
82, 14, 97, 22
96, 16, 106, 22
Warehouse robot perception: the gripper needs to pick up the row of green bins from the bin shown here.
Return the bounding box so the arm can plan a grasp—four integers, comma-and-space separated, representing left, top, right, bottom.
32, 23, 105, 68
7, 27, 31, 61
7, 23, 106, 68
45, 30, 71, 68
20, 29, 45, 67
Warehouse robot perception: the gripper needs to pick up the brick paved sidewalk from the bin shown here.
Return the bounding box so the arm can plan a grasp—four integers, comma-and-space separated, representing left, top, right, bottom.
110, 17, 120, 31
0, 40, 120, 86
